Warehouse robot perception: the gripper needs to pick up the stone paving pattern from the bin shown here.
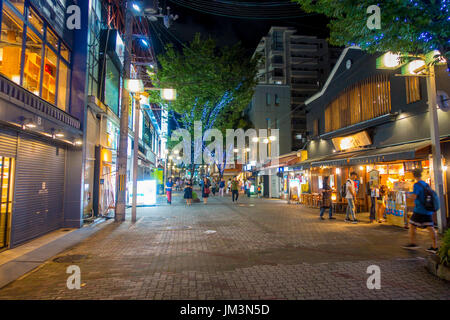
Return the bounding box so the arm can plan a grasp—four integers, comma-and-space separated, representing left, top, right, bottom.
0, 191, 448, 299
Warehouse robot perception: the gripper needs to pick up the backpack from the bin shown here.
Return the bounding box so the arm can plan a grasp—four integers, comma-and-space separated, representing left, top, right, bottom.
340, 182, 347, 198
419, 182, 440, 212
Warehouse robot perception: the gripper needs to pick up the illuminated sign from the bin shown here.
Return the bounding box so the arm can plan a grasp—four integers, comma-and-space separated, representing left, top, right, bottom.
127, 180, 157, 205
332, 131, 371, 152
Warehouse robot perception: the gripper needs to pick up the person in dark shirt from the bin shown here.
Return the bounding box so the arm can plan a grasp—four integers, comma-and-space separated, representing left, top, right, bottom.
402, 168, 438, 253
319, 176, 335, 220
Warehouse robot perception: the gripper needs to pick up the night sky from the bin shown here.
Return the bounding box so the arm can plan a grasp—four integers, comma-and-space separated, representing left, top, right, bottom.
147, 0, 331, 56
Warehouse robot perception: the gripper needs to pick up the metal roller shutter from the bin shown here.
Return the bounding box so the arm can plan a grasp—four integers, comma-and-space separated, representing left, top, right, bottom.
0, 129, 18, 158
11, 135, 66, 246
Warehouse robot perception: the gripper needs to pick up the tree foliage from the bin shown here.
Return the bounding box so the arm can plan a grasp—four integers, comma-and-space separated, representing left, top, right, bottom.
292, 0, 450, 67
149, 33, 259, 133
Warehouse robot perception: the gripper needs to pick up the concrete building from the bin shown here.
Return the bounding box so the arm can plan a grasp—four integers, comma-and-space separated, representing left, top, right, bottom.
253, 26, 341, 150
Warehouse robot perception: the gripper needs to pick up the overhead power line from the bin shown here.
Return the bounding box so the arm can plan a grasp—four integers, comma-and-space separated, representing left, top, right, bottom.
167, 0, 320, 19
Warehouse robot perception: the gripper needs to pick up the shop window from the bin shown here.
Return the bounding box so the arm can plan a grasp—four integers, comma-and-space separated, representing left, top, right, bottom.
23, 29, 43, 96
0, 157, 15, 249
0, 5, 24, 84
8, 0, 25, 15
405, 76, 421, 104
104, 56, 120, 114
27, 7, 44, 35
57, 61, 69, 111
46, 28, 59, 51
42, 46, 57, 104
274, 94, 280, 106
60, 42, 70, 62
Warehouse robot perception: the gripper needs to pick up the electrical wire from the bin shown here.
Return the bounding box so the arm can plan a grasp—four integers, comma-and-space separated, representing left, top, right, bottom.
167, 0, 320, 19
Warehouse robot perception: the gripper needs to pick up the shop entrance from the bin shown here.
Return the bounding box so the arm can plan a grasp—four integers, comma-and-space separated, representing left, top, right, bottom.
0, 157, 15, 249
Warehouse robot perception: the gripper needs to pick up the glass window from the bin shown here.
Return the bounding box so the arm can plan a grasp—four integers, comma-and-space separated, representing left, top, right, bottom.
8, 0, 25, 15
27, 7, 44, 35
23, 28, 43, 96
46, 29, 59, 51
42, 46, 57, 104
104, 57, 120, 114
0, 5, 24, 84
266, 93, 271, 105
57, 61, 69, 111
60, 42, 70, 62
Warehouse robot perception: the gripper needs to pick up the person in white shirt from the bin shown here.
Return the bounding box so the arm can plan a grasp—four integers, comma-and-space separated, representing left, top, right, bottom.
345, 172, 358, 223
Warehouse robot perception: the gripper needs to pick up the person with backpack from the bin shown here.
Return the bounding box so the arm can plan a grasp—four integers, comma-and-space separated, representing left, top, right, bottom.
403, 168, 439, 253
344, 172, 359, 223
219, 178, 225, 197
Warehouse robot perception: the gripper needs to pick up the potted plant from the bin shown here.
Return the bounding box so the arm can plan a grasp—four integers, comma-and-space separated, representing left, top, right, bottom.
436, 228, 450, 281
426, 228, 450, 281
192, 192, 200, 203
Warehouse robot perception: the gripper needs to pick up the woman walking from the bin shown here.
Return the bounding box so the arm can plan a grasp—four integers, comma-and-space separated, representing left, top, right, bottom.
319, 176, 335, 220
201, 177, 211, 204
184, 178, 193, 206
166, 178, 173, 204
376, 185, 387, 223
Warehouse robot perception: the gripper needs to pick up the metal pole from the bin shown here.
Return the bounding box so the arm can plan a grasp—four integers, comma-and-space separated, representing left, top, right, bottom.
132, 95, 140, 223
115, 0, 132, 222
427, 65, 447, 233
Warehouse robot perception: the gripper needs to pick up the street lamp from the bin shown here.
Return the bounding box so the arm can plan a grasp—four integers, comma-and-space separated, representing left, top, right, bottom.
376, 50, 447, 233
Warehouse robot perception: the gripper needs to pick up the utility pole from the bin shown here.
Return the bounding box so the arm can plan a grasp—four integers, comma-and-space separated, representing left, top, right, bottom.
427, 65, 447, 233
132, 94, 140, 223
115, 1, 133, 222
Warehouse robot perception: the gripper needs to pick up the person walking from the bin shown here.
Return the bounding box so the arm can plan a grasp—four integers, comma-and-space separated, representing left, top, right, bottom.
227, 179, 232, 195
201, 177, 211, 204
231, 177, 239, 203
184, 178, 193, 206
319, 176, 335, 220
211, 179, 217, 196
219, 178, 225, 197
345, 172, 358, 223
402, 168, 439, 253
166, 178, 173, 204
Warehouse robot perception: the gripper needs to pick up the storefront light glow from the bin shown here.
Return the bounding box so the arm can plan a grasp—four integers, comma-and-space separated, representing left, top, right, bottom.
128, 180, 157, 206
252, 137, 259, 142
336, 168, 341, 174
383, 52, 401, 68
269, 136, 277, 141
339, 137, 353, 150
161, 88, 177, 101
407, 60, 426, 75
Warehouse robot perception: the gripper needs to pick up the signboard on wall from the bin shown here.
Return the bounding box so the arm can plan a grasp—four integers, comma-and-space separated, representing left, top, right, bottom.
332, 131, 372, 152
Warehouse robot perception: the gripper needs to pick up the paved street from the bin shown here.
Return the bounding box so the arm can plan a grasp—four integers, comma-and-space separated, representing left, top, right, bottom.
0, 191, 448, 300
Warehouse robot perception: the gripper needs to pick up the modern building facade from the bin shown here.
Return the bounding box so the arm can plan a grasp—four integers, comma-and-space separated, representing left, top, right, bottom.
253, 26, 341, 150
0, 0, 88, 248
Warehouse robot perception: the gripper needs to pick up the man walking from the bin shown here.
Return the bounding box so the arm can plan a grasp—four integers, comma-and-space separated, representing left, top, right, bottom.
402, 168, 439, 253
219, 178, 225, 197
166, 178, 173, 205
231, 177, 239, 203
345, 172, 358, 223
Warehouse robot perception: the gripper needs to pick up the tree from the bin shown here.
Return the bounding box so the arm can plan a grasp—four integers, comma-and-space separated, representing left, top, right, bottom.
292, 0, 450, 69
150, 33, 259, 176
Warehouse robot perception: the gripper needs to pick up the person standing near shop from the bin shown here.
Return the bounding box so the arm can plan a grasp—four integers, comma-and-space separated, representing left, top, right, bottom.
201, 177, 211, 204
345, 172, 358, 223
219, 178, 225, 197
376, 185, 387, 223
319, 176, 335, 220
368, 182, 376, 223
184, 178, 193, 206
231, 177, 239, 203
166, 178, 174, 205
403, 168, 439, 253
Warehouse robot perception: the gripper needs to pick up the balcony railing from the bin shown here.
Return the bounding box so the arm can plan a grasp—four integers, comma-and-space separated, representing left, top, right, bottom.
0, 74, 80, 130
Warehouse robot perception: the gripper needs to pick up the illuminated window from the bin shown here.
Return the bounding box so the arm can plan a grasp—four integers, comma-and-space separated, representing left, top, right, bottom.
42, 46, 57, 104
405, 77, 421, 104
0, 5, 24, 84
57, 61, 69, 111
23, 28, 43, 96
0, 157, 15, 249
46, 29, 59, 51
8, 0, 25, 14
60, 42, 70, 62
27, 7, 44, 34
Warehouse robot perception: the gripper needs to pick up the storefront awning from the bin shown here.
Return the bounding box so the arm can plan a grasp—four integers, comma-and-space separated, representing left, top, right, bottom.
310, 140, 431, 167
263, 154, 299, 169
348, 140, 430, 165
